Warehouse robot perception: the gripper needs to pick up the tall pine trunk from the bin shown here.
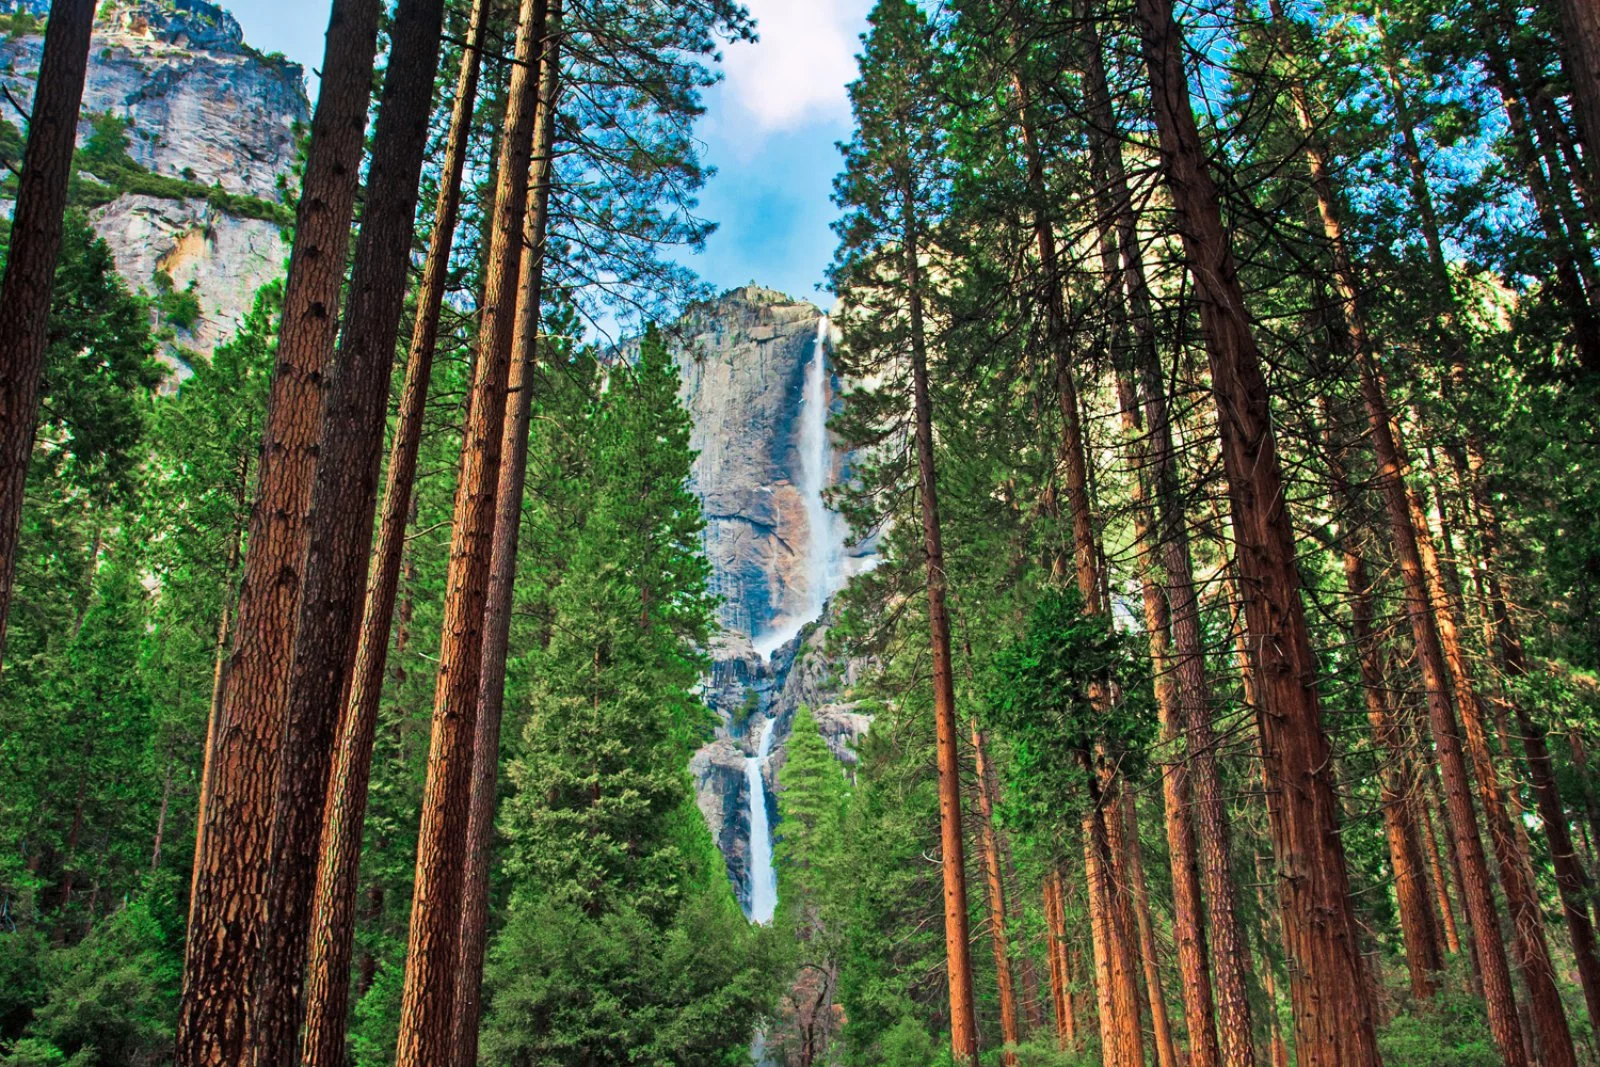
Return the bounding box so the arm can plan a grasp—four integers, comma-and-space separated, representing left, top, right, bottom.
900, 174, 980, 1065
250, 1, 448, 1060
1554, 0, 1600, 173
972, 724, 1022, 1062
1043, 869, 1077, 1050
392, 0, 547, 1056
1122, 796, 1177, 1067
0, 0, 95, 663
1127, 0, 1380, 1057
1080, 16, 1255, 1058
297, 3, 491, 1063
1409, 480, 1575, 1065
176, 0, 384, 1058
450, 5, 562, 1060
1009, 38, 1146, 1057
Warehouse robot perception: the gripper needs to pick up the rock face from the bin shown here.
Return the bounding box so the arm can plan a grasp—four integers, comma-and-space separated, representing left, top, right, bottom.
669, 287, 878, 908
673, 286, 874, 646
0, 0, 308, 358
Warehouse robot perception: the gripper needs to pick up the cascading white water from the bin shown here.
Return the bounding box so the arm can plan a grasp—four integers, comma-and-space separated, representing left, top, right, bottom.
744, 718, 779, 924
752, 316, 848, 658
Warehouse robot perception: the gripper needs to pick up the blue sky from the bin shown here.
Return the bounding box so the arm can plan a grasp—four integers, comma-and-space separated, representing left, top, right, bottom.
226, 0, 871, 307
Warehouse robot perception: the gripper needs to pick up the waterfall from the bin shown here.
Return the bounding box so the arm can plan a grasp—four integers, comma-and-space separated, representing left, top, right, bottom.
752, 314, 847, 658
744, 718, 779, 924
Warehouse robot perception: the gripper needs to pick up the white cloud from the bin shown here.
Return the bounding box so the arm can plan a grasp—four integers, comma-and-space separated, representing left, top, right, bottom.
721, 0, 869, 132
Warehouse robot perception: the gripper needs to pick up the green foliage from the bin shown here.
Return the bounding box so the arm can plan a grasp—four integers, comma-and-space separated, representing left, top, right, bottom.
70, 113, 292, 225
0, 896, 180, 1067
1375, 986, 1500, 1066
150, 273, 201, 332
481, 323, 769, 1063
983, 588, 1156, 830
877, 1017, 945, 1067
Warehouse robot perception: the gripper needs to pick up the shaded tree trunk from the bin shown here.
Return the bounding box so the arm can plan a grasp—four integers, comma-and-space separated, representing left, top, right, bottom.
0, 0, 95, 663
176, 0, 384, 1058
1123, 795, 1177, 1067
296, 3, 491, 1063
1128, 0, 1381, 1057
1407, 482, 1575, 1066
251, 1, 448, 1060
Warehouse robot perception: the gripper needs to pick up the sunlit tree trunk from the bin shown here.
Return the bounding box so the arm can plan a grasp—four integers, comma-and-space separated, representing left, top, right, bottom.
251, 0, 448, 1059
392, 0, 547, 1058
972, 724, 1021, 1062
450, 8, 562, 1062
1128, 0, 1381, 1057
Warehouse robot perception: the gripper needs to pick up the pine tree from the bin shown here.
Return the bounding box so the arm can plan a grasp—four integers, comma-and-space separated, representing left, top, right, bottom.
0, 0, 97, 663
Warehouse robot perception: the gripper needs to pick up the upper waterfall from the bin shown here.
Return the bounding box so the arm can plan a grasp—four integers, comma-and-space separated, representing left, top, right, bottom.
753, 315, 847, 657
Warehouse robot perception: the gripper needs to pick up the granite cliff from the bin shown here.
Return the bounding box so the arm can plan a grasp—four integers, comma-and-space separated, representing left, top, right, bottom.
0, 0, 308, 359
668, 286, 876, 907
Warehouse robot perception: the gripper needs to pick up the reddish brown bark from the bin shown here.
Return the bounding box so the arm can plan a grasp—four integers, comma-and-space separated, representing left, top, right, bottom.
390, 0, 546, 1046
1044, 870, 1076, 1050
1122, 796, 1177, 1067
1333, 512, 1445, 994
899, 172, 979, 1064
0, 0, 95, 663
971, 725, 1021, 1062
1129, 0, 1380, 1058
188, 468, 248, 930
296, 5, 491, 1066
1408, 485, 1575, 1066
250, 1, 448, 1060
1555, 0, 1600, 169
450, 7, 562, 1061
1114, 350, 1220, 1067
1082, 783, 1144, 1067
1414, 774, 1461, 956
176, 0, 384, 1059
1273, 46, 1449, 994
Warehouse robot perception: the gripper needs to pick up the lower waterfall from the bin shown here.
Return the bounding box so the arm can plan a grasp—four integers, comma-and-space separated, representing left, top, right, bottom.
745, 718, 779, 924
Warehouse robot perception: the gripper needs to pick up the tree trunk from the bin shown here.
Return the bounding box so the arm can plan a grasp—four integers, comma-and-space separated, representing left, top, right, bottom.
0, 0, 95, 663
189, 474, 247, 930
1082, 776, 1145, 1067
392, 0, 547, 1056
1331, 504, 1445, 994
450, 7, 561, 1062
1415, 773, 1461, 955
251, 2, 447, 1061
972, 724, 1021, 1062
1113, 358, 1221, 1067
1123, 796, 1178, 1067
176, 0, 384, 1059
900, 173, 980, 1066
1408, 483, 1576, 1066
1252, 850, 1291, 1067
1044, 869, 1077, 1050
1274, 29, 1453, 995
1554, 0, 1600, 173
1129, 0, 1381, 1058
296, 4, 491, 1064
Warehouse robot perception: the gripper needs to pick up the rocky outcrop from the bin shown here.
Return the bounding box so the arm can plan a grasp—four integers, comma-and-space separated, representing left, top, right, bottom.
672, 286, 875, 644
0, 0, 308, 360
